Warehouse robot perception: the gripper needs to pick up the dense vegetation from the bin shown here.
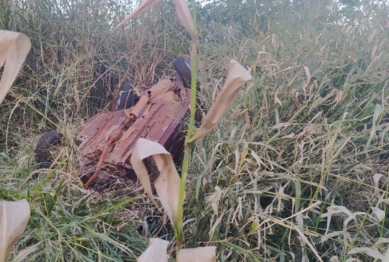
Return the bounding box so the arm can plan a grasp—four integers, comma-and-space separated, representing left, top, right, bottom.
1, 0, 389, 261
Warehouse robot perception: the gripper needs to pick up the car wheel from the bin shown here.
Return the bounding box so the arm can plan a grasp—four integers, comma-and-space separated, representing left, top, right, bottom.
173, 56, 193, 88
34, 130, 64, 167
115, 84, 135, 110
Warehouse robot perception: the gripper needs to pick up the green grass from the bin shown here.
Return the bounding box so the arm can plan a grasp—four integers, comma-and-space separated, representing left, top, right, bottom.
2, 0, 389, 261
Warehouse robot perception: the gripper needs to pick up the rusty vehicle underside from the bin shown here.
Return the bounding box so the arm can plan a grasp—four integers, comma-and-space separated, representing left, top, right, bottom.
35, 56, 193, 189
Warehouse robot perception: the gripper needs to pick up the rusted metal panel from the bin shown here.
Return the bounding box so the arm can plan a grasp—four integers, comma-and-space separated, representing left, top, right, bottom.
75, 75, 191, 186
76, 110, 127, 155
116, 91, 189, 166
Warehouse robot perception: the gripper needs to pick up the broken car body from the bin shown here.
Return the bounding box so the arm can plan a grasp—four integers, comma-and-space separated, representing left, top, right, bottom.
35, 56, 193, 189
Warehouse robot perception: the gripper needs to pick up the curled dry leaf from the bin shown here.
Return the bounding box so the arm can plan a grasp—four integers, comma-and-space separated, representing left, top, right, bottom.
172, 0, 195, 35
188, 60, 252, 143
0, 199, 31, 262
137, 239, 216, 262
321, 205, 362, 235
371, 207, 385, 222
177, 246, 217, 262
206, 186, 223, 215
373, 173, 384, 195
130, 138, 181, 224
0, 30, 31, 105
303, 66, 311, 90
114, 0, 162, 30
137, 238, 169, 262
274, 90, 282, 106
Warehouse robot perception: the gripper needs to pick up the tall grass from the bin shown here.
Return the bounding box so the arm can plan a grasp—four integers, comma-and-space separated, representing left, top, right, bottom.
1, 0, 389, 261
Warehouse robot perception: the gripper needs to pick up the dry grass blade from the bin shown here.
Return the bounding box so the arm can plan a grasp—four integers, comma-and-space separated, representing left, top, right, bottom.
348, 247, 385, 260
303, 66, 311, 90
0, 30, 31, 105
12, 242, 41, 262
385, 246, 389, 261
172, 0, 195, 35
294, 226, 323, 262
130, 138, 181, 224
114, 0, 162, 30
177, 246, 217, 262
321, 206, 359, 235
0, 200, 30, 262
137, 238, 170, 262
188, 60, 252, 143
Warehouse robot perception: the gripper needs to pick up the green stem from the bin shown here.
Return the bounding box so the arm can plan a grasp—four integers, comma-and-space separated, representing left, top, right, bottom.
187, 37, 197, 138
175, 145, 190, 251
176, 40, 197, 253
175, 1, 198, 253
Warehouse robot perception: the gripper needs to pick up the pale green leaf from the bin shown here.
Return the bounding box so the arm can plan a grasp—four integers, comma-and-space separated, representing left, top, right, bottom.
0, 31, 31, 105
130, 138, 181, 224
177, 246, 217, 262
0, 199, 31, 262
137, 238, 169, 262
188, 60, 252, 143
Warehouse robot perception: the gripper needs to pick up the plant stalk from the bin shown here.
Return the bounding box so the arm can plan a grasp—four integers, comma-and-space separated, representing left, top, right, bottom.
175, 0, 198, 253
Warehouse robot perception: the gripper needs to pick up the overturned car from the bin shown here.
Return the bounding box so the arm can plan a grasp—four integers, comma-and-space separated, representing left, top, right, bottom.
35, 56, 195, 189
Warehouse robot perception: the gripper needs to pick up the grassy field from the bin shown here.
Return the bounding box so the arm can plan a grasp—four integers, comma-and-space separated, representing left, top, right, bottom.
1, 0, 389, 261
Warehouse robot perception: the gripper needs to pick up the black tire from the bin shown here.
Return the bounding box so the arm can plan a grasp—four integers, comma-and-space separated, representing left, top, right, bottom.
173, 56, 192, 88
34, 130, 64, 167
115, 84, 135, 111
